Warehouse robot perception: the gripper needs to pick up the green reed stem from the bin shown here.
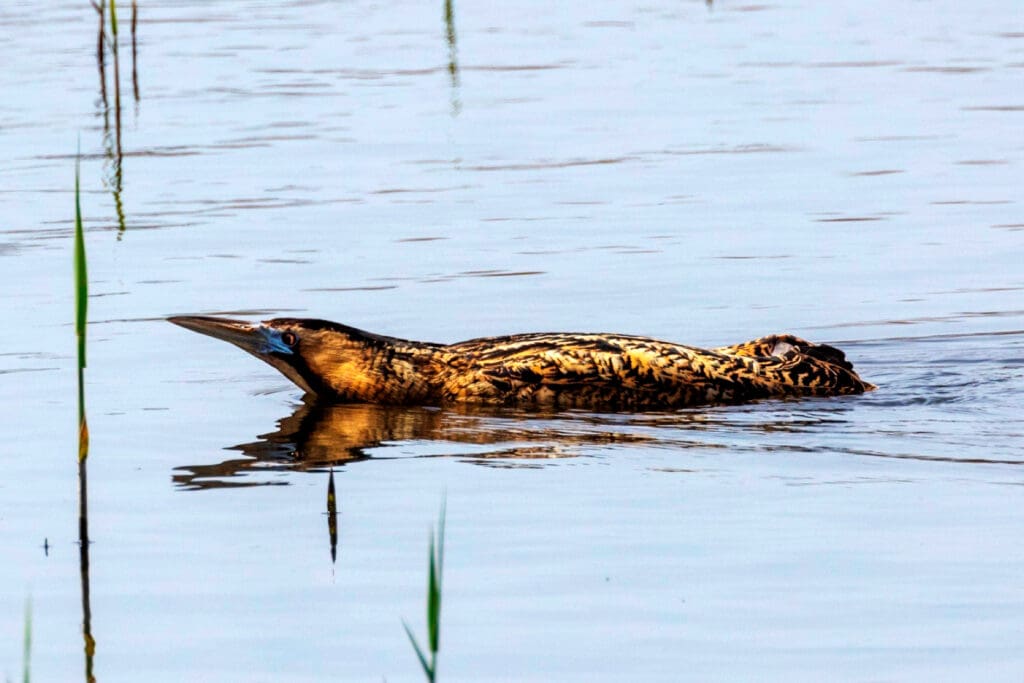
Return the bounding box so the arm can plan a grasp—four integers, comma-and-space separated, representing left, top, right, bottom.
74, 155, 87, 369
74, 150, 89, 462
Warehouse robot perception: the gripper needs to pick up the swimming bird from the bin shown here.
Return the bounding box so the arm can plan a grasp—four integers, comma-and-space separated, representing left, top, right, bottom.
168, 316, 875, 410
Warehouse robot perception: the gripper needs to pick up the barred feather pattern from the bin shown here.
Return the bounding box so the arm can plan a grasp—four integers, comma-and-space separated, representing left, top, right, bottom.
435, 332, 874, 409
249, 319, 875, 410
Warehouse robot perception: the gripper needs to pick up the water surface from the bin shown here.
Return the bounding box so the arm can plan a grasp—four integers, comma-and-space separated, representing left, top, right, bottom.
2, 1, 1023, 680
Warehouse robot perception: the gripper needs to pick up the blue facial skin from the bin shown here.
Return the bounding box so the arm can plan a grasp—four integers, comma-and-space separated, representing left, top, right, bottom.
257, 326, 294, 355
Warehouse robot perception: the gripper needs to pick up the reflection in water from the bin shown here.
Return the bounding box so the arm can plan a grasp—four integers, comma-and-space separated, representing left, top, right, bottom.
78, 456, 96, 683
93, 0, 137, 237
173, 398, 863, 490
171, 328, 1024, 491
171, 373, 1024, 491
174, 400, 656, 489
443, 0, 460, 116
326, 469, 338, 565
131, 1, 139, 103
92, 1, 107, 107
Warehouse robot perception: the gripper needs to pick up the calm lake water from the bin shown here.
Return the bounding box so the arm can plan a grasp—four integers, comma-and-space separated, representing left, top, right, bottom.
3, 0, 1024, 680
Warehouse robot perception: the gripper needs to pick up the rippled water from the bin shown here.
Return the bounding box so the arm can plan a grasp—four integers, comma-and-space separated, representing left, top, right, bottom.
3, 1, 1023, 680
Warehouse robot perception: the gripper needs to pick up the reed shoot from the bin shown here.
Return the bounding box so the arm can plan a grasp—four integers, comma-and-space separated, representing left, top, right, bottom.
403, 497, 447, 682
74, 151, 89, 461
22, 597, 32, 683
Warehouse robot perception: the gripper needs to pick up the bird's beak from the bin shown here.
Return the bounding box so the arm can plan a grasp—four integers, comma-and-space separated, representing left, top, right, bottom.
170, 315, 313, 395
168, 316, 268, 356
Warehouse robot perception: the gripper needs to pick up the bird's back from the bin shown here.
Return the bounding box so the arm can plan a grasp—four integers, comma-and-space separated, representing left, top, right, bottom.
435, 332, 873, 409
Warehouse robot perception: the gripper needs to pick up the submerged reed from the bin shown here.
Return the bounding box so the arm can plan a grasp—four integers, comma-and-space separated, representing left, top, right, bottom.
403, 497, 447, 683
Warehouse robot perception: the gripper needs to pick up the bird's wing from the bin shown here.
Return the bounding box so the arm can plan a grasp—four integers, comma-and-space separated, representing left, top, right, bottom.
441, 334, 743, 404
442, 332, 872, 404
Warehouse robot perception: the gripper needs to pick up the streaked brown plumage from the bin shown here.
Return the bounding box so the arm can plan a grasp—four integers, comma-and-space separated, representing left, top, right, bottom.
168, 316, 875, 410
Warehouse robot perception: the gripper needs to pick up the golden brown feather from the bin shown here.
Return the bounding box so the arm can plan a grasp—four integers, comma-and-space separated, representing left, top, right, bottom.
169, 316, 875, 410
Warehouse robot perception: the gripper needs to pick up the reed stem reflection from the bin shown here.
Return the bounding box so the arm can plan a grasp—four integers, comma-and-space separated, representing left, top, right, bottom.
443, 0, 460, 116
78, 458, 96, 683
326, 469, 339, 565
93, 0, 130, 237
131, 1, 139, 103
92, 1, 107, 108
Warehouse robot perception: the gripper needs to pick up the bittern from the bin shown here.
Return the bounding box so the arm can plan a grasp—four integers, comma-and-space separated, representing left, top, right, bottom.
169, 316, 874, 410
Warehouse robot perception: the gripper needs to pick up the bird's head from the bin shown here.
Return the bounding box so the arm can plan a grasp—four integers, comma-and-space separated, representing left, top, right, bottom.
168, 316, 392, 399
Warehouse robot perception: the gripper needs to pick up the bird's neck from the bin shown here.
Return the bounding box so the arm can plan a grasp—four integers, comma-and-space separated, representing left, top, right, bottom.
301, 336, 446, 404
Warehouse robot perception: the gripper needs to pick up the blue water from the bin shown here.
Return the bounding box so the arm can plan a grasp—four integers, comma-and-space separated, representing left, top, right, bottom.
2, 1, 1023, 680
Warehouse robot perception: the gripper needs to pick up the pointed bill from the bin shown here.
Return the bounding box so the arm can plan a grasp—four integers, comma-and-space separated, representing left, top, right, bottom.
168, 316, 264, 354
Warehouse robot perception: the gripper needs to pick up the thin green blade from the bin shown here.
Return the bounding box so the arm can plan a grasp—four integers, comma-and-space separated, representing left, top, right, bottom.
427, 532, 439, 653
74, 153, 88, 369
402, 621, 434, 682
437, 495, 446, 585
430, 496, 446, 653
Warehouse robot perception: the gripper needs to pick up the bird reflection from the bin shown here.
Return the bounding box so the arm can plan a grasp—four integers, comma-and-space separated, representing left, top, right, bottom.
171, 396, 868, 490
172, 400, 672, 490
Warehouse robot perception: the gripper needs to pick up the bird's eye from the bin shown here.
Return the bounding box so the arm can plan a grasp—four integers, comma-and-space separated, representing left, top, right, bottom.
281, 331, 297, 347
